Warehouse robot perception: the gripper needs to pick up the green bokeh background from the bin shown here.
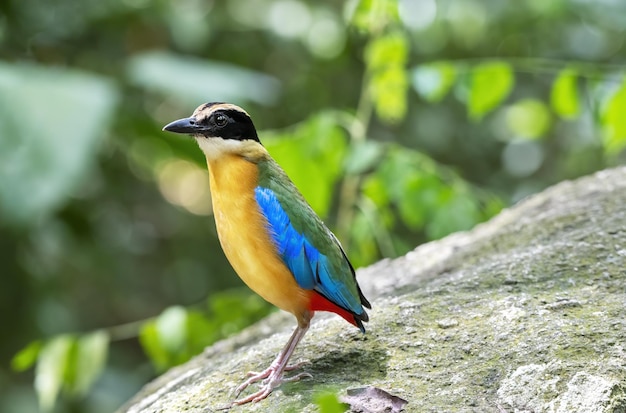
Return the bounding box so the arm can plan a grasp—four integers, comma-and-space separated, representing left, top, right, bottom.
1, 0, 625, 412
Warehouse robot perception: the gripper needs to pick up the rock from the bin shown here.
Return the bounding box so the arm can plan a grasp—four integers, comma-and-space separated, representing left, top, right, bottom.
118, 167, 626, 413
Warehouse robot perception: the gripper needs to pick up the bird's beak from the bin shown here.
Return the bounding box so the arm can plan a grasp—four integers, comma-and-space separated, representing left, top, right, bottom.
162, 117, 200, 134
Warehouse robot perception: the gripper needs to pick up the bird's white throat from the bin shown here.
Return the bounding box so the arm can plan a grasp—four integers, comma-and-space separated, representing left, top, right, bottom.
195, 136, 248, 161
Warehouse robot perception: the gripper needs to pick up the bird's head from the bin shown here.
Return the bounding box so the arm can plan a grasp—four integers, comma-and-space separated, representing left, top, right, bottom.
163, 102, 261, 159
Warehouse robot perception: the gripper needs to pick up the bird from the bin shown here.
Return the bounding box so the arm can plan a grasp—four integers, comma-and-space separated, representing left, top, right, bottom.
162, 102, 371, 405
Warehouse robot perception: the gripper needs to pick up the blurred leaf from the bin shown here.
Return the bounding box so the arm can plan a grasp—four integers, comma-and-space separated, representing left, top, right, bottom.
208, 289, 272, 337
551, 68, 580, 119
369, 145, 502, 242
11, 340, 42, 372
365, 32, 409, 123
484, 195, 506, 219
34, 335, 73, 412
399, 175, 438, 230
127, 51, 281, 106
0, 62, 118, 226
156, 306, 188, 354
370, 66, 409, 123
365, 31, 408, 70
600, 78, 626, 154
139, 321, 171, 372
468, 61, 514, 120
345, 141, 385, 174
349, 0, 400, 32
264, 113, 348, 218
350, 0, 375, 31
505, 99, 552, 139
412, 62, 457, 102
375, 146, 427, 201
139, 306, 191, 372
349, 209, 379, 267
426, 190, 481, 239
314, 391, 347, 413
186, 310, 219, 354
140, 290, 271, 372
362, 174, 390, 207
354, 196, 397, 263
69, 331, 109, 396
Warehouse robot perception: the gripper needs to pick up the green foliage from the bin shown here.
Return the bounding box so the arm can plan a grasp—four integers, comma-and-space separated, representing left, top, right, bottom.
140, 289, 272, 372
12, 290, 269, 409
28, 332, 109, 412
0, 62, 118, 226
347, 144, 503, 265
412, 62, 457, 103
314, 391, 347, 413
140, 309, 188, 371
350, 0, 400, 33
11, 340, 42, 372
468, 61, 514, 120
600, 78, 626, 154
35, 336, 73, 412
371, 147, 497, 234
263, 113, 348, 218
365, 31, 410, 123
344, 140, 385, 175
67, 331, 109, 397
551, 68, 581, 119
506, 99, 552, 139
4, 1, 626, 412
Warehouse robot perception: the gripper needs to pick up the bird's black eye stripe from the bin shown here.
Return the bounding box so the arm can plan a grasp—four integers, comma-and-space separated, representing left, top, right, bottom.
185, 107, 260, 142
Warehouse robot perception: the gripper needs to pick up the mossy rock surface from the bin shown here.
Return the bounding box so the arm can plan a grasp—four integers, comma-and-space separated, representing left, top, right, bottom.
119, 167, 626, 413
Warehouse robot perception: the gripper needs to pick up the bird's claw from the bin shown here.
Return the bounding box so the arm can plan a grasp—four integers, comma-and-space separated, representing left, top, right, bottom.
260, 371, 311, 386
237, 359, 310, 394
232, 363, 312, 405
279, 372, 313, 383
285, 359, 310, 371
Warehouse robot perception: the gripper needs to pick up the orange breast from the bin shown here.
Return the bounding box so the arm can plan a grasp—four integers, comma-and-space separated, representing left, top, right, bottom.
206, 153, 312, 322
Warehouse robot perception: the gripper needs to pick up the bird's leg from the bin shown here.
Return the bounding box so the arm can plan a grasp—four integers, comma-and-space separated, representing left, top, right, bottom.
232, 324, 311, 405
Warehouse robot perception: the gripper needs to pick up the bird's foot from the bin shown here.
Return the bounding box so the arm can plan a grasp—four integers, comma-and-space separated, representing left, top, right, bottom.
232, 362, 312, 405
243, 359, 309, 379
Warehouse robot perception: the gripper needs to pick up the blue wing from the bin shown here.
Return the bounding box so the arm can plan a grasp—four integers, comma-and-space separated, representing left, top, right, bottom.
254, 186, 364, 316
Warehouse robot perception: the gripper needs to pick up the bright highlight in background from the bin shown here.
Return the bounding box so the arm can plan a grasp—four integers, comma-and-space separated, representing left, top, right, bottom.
267, 0, 312, 38
157, 159, 212, 216
399, 0, 437, 30
502, 141, 544, 178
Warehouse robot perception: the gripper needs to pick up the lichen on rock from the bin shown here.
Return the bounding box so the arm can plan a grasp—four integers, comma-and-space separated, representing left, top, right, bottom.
119, 167, 626, 413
